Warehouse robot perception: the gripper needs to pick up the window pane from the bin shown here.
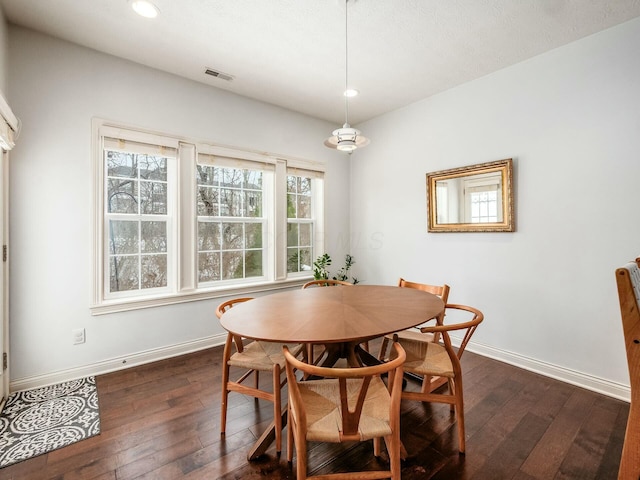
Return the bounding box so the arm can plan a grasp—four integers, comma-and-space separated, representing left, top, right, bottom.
287, 223, 298, 247
107, 151, 136, 178
299, 248, 311, 271
286, 247, 312, 273
297, 195, 311, 218
196, 165, 219, 186
222, 223, 243, 250
287, 247, 299, 273
245, 250, 262, 277
222, 251, 243, 280
245, 223, 262, 249
197, 186, 219, 216
198, 252, 220, 282
220, 189, 241, 216
141, 254, 167, 288
244, 191, 262, 217
109, 220, 139, 255
287, 176, 296, 193
108, 179, 138, 214
140, 181, 167, 214
110, 255, 138, 292
141, 221, 167, 253
222, 168, 243, 187
299, 223, 312, 246
287, 193, 296, 218
244, 170, 262, 189
198, 221, 221, 250
299, 177, 311, 195
138, 155, 167, 181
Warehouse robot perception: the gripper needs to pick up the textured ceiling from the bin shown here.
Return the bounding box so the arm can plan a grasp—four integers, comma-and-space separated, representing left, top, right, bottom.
2, 0, 640, 125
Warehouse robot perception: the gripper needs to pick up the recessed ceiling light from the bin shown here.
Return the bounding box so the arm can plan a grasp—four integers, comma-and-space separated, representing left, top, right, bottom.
344, 89, 359, 97
130, 0, 160, 18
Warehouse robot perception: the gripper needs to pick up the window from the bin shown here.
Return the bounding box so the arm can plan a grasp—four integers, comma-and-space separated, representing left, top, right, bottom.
196, 154, 274, 285
102, 134, 177, 299
463, 174, 503, 224
287, 174, 313, 274
469, 189, 498, 223
93, 121, 324, 313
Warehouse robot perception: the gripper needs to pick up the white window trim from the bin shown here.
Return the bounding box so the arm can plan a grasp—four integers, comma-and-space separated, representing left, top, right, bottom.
91, 119, 325, 315
0, 89, 18, 151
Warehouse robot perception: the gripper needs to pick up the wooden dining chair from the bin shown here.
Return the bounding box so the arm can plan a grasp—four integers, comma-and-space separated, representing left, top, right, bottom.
378, 278, 450, 373
301, 279, 353, 363
615, 257, 640, 480
390, 303, 483, 454
283, 341, 406, 480
217, 297, 303, 454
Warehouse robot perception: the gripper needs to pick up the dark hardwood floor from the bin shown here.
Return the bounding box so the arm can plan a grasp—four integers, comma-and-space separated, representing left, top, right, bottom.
0, 340, 628, 479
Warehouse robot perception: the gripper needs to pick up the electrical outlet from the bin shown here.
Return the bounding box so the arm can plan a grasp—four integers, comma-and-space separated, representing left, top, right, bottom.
72, 328, 85, 345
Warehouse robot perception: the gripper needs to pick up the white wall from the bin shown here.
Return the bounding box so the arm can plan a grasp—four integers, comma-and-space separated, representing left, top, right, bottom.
351, 17, 640, 398
6, 26, 351, 387
7, 17, 640, 399
0, 7, 7, 93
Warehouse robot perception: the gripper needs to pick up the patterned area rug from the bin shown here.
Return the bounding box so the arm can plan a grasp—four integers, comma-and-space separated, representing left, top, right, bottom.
0, 377, 100, 468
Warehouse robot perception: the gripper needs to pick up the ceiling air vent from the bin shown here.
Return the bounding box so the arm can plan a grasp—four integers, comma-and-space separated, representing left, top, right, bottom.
204, 68, 234, 82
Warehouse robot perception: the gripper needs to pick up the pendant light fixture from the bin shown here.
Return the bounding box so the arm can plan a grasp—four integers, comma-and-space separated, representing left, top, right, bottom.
324, 0, 370, 153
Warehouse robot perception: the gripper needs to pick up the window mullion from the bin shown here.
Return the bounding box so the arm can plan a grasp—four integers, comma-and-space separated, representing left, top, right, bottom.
178, 143, 197, 292
274, 160, 287, 280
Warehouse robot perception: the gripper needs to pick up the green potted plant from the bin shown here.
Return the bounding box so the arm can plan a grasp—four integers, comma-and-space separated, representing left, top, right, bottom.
313, 253, 359, 284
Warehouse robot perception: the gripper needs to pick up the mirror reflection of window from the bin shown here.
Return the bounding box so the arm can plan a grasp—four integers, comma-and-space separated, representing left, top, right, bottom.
469, 189, 498, 223
463, 173, 503, 223
435, 182, 448, 223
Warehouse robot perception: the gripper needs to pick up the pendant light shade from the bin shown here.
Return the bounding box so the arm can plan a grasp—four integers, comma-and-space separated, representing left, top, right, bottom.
324, 124, 370, 151
325, 0, 369, 153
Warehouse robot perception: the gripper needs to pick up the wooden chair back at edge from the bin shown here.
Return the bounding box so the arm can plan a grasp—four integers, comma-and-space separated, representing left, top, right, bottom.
616, 257, 640, 480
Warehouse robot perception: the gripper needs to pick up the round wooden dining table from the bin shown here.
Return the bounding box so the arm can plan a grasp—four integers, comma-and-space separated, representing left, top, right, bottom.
220, 283, 445, 367
219, 284, 444, 460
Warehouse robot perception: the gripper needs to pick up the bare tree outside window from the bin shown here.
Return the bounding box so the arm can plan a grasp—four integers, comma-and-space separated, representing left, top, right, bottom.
96, 123, 325, 311
197, 165, 264, 283
106, 150, 169, 293
287, 175, 313, 274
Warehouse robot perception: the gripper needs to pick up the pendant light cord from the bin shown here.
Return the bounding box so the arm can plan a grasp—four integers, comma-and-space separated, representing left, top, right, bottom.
344, 0, 349, 126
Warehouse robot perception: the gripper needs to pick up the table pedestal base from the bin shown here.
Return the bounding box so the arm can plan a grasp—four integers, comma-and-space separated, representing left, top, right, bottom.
247, 411, 287, 461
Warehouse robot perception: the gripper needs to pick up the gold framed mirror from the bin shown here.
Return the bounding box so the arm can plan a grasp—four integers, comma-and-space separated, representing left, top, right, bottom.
426, 158, 514, 232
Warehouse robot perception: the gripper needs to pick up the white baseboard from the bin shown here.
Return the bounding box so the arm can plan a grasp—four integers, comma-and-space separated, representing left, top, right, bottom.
10, 334, 631, 402
10, 333, 228, 393
466, 340, 630, 402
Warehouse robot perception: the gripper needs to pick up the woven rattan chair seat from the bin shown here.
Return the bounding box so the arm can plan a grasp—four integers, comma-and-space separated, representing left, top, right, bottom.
228, 341, 303, 371
392, 338, 454, 378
